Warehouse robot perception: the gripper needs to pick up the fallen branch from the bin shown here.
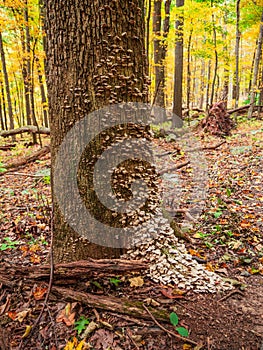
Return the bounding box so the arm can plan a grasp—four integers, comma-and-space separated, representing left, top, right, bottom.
0, 145, 50, 175
0, 125, 50, 137
159, 161, 190, 175
218, 289, 245, 302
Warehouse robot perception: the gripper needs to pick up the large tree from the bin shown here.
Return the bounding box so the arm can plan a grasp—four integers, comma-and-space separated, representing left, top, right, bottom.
45, 0, 151, 262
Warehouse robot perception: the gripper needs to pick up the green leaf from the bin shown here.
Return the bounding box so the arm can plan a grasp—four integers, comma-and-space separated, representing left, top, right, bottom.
214, 211, 223, 218
169, 312, 179, 326
109, 277, 121, 287
176, 327, 189, 337
74, 316, 89, 335
92, 281, 103, 289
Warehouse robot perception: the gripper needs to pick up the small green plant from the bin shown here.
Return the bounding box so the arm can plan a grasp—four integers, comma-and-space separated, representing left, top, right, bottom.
0, 162, 6, 173
214, 210, 223, 219
109, 277, 121, 287
43, 175, 51, 184
170, 312, 189, 337
74, 316, 90, 335
0, 237, 20, 250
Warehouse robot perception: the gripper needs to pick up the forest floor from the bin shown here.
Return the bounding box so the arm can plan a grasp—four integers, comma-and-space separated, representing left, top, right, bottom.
0, 117, 263, 350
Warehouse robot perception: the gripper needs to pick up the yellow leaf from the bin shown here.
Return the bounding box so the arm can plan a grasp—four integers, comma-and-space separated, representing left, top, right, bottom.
22, 325, 32, 338
129, 276, 144, 287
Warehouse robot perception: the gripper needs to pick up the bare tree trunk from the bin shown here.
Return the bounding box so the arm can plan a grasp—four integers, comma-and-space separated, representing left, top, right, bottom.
172, 0, 184, 123
186, 25, 193, 114
36, 58, 48, 127
206, 60, 211, 111
0, 32, 15, 140
146, 0, 152, 67
221, 7, 229, 108
153, 0, 164, 108
248, 9, 263, 118
248, 45, 256, 93
199, 60, 205, 110
234, 0, 241, 108
0, 73, 7, 130
210, 13, 218, 106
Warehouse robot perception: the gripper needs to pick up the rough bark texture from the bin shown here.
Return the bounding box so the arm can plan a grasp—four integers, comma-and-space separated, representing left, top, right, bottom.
248, 9, 263, 118
234, 0, 241, 108
0, 32, 15, 135
45, 0, 150, 262
172, 0, 184, 122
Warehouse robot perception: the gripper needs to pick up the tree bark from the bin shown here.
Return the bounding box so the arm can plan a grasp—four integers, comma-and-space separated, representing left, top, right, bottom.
248, 9, 263, 118
210, 13, 218, 107
234, 0, 241, 108
45, 0, 150, 262
0, 32, 15, 140
172, 0, 184, 123
186, 25, 193, 114
153, 0, 164, 108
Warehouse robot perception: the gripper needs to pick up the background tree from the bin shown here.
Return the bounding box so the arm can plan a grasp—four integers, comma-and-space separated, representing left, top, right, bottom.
172, 0, 184, 123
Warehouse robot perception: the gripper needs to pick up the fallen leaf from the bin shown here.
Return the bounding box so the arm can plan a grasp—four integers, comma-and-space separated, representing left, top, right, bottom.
129, 276, 144, 287
33, 286, 47, 300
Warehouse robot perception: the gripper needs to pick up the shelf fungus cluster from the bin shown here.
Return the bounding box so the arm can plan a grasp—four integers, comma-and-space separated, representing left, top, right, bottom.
124, 210, 233, 293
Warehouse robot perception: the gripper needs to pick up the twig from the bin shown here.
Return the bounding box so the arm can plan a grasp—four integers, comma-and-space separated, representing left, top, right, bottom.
218, 289, 245, 302
126, 328, 140, 350
4, 172, 45, 177
142, 304, 200, 347
19, 204, 54, 350
159, 161, 190, 175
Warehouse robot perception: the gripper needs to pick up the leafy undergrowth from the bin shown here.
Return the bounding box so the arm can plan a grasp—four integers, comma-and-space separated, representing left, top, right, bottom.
0, 122, 263, 349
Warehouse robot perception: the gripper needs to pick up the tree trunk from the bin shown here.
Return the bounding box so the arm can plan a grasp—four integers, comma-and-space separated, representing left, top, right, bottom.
248, 9, 263, 118
0, 32, 15, 140
206, 60, 211, 111
37, 59, 49, 128
153, 0, 164, 108
210, 13, 218, 106
221, 8, 229, 108
199, 59, 205, 110
45, 0, 150, 262
186, 25, 193, 114
146, 0, 152, 67
234, 0, 241, 108
172, 0, 184, 123
0, 75, 7, 130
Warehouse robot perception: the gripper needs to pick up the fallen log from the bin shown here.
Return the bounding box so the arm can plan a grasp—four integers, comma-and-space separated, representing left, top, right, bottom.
0, 125, 50, 137
0, 145, 50, 175
227, 104, 251, 115
0, 259, 148, 286
51, 286, 169, 322
0, 143, 16, 151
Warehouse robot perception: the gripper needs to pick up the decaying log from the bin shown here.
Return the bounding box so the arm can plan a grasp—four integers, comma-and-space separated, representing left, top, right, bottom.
0, 259, 170, 322
0, 126, 50, 137
0, 145, 50, 175
51, 286, 169, 322
0, 259, 148, 286
0, 144, 16, 151
227, 104, 251, 115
